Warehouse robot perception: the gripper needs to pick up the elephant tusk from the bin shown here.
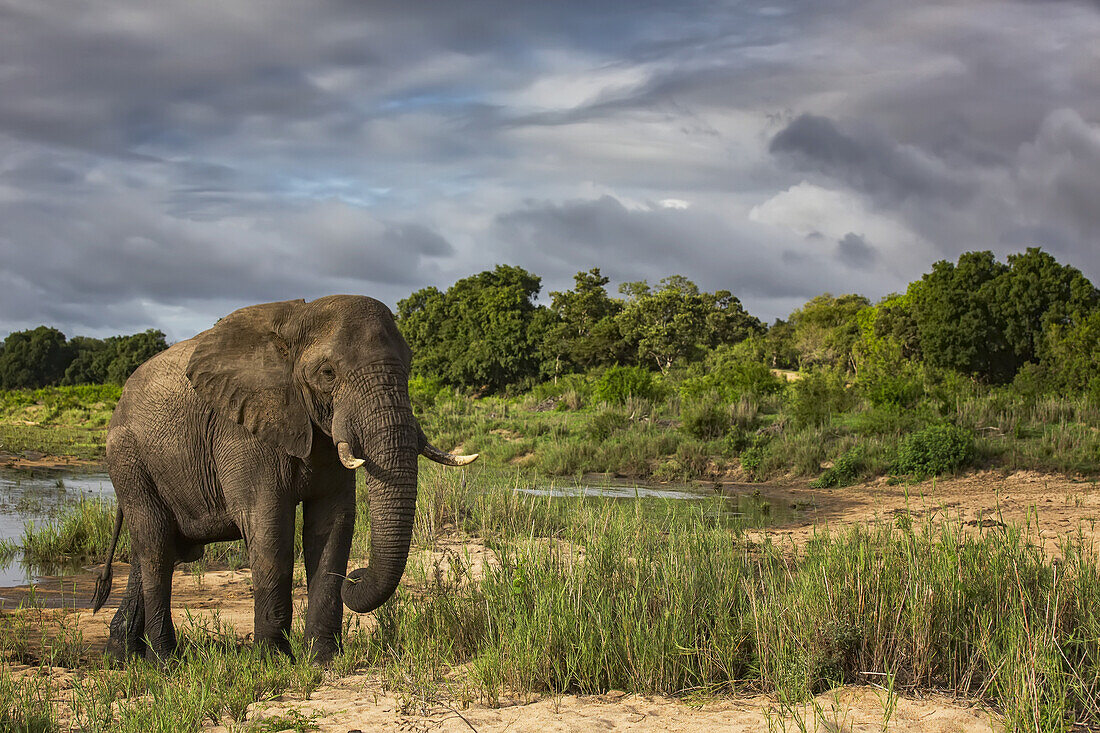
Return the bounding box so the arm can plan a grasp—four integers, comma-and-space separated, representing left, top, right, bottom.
336, 441, 365, 470
420, 441, 479, 467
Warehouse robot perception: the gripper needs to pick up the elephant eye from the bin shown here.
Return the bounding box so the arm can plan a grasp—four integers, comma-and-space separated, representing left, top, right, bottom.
319, 365, 336, 381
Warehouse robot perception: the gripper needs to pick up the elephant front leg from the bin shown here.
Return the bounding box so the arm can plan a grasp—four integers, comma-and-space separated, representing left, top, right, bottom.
244, 505, 296, 657
302, 487, 355, 664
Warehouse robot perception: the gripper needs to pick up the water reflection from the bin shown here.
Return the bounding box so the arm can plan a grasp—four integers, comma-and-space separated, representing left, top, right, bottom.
0, 469, 115, 587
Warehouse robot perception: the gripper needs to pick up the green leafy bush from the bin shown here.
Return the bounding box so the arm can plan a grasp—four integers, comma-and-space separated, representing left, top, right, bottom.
895, 424, 974, 476
811, 446, 865, 488
595, 366, 662, 404
739, 435, 771, 476
681, 397, 729, 440
680, 358, 784, 403
790, 370, 852, 428
408, 374, 447, 411
587, 410, 629, 441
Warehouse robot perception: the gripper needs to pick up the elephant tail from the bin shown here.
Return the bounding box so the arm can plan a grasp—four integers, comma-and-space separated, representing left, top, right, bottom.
92, 506, 124, 614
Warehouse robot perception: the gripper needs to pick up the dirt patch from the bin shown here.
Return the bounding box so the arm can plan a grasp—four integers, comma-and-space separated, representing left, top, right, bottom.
218, 684, 995, 732
728, 470, 1100, 556
0, 451, 103, 470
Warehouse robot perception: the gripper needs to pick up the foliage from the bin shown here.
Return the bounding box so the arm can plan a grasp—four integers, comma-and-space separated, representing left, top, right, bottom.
398, 265, 545, 393
616, 275, 762, 372
680, 349, 785, 404
542, 268, 629, 375
0, 327, 166, 390
895, 423, 975, 476
594, 365, 663, 405
680, 397, 729, 440
909, 248, 1099, 383
810, 446, 865, 488
0, 327, 73, 389
787, 293, 870, 370
789, 370, 852, 428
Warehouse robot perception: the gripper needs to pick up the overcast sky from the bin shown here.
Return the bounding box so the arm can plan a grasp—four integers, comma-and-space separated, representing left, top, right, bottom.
2, 1, 1099, 340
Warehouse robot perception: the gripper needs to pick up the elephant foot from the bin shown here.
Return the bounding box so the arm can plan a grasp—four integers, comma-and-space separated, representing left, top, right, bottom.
304, 634, 342, 667
105, 634, 146, 663
255, 634, 295, 661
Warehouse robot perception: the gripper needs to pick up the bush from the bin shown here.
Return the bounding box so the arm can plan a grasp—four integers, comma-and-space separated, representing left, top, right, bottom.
895, 423, 974, 476
811, 446, 865, 488
790, 370, 852, 428
739, 436, 771, 476
595, 366, 662, 405
681, 397, 729, 440
680, 357, 785, 403
408, 374, 447, 411
587, 410, 629, 441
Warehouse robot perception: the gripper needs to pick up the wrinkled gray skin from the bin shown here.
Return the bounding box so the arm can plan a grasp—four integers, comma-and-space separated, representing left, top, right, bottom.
95, 295, 475, 663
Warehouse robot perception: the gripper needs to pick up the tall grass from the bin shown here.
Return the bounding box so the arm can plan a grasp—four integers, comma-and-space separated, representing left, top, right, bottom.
4, 467, 1100, 730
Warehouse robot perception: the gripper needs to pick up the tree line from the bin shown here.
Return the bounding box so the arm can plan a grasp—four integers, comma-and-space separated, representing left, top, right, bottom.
398, 248, 1100, 396
3, 247, 1097, 396
0, 327, 167, 389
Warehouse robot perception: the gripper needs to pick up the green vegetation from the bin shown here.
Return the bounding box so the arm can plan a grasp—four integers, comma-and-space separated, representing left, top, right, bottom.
2, 468, 1099, 730
0, 327, 166, 390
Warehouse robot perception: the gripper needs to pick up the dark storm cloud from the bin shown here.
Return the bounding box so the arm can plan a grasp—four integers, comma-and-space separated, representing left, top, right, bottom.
0, 0, 1098, 337
837, 233, 876, 270
769, 115, 974, 204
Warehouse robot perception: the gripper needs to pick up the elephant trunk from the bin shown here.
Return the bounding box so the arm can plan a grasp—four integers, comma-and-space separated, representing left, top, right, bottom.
333, 370, 420, 615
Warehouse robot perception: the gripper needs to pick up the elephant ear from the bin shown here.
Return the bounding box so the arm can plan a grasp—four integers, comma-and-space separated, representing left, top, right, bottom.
186, 300, 313, 460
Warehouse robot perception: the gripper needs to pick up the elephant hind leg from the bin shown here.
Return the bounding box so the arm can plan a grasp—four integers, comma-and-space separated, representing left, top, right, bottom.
106, 560, 146, 660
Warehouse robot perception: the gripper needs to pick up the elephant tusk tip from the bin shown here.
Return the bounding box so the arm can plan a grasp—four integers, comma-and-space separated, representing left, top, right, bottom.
343, 458, 365, 470
455, 453, 479, 466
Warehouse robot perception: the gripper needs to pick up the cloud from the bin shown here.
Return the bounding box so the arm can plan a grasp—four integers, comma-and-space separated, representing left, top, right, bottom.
0, 0, 1098, 340
769, 114, 974, 204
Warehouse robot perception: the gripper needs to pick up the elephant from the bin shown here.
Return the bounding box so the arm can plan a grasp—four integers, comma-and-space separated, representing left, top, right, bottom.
91, 295, 476, 663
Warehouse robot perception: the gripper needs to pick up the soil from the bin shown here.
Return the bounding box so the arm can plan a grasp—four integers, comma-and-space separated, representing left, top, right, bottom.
0, 450, 102, 470
10, 468, 1098, 730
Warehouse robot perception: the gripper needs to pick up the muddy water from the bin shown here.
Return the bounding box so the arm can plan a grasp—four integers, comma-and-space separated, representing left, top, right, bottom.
0, 469, 115, 589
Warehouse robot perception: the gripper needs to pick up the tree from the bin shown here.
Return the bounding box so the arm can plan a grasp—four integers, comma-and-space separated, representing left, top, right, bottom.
991, 247, 1099, 367
616, 276, 762, 372
0, 327, 73, 389
397, 265, 544, 392
106, 330, 168, 384
543, 268, 629, 375
910, 248, 1098, 383
787, 293, 871, 371
909, 251, 1012, 382
62, 330, 168, 385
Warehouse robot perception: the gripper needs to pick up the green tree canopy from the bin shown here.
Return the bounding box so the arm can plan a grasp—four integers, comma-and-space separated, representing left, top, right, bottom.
543, 268, 629, 374
397, 265, 545, 392
787, 293, 871, 370
616, 275, 762, 372
910, 248, 1098, 382
0, 327, 74, 389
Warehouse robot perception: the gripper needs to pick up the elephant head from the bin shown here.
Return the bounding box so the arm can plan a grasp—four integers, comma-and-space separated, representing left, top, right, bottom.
184, 295, 476, 614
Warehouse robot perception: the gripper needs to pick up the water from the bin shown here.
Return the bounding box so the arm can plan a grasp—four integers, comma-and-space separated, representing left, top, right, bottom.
0, 469, 115, 588
516, 480, 801, 526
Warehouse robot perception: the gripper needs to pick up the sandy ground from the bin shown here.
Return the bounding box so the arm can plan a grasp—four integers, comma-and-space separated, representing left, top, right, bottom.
9, 469, 1098, 731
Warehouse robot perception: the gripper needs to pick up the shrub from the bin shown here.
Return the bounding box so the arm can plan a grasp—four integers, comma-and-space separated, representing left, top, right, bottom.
739, 436, 771, 476
408, 374, 447, 411
680, 358, 784, 403
790, 370, 852, 428
811, 446, 865, 488
681, 397, 729, 440
595, 366, 662, 404
587, 410, 629, 441
895, 423, 974, 476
